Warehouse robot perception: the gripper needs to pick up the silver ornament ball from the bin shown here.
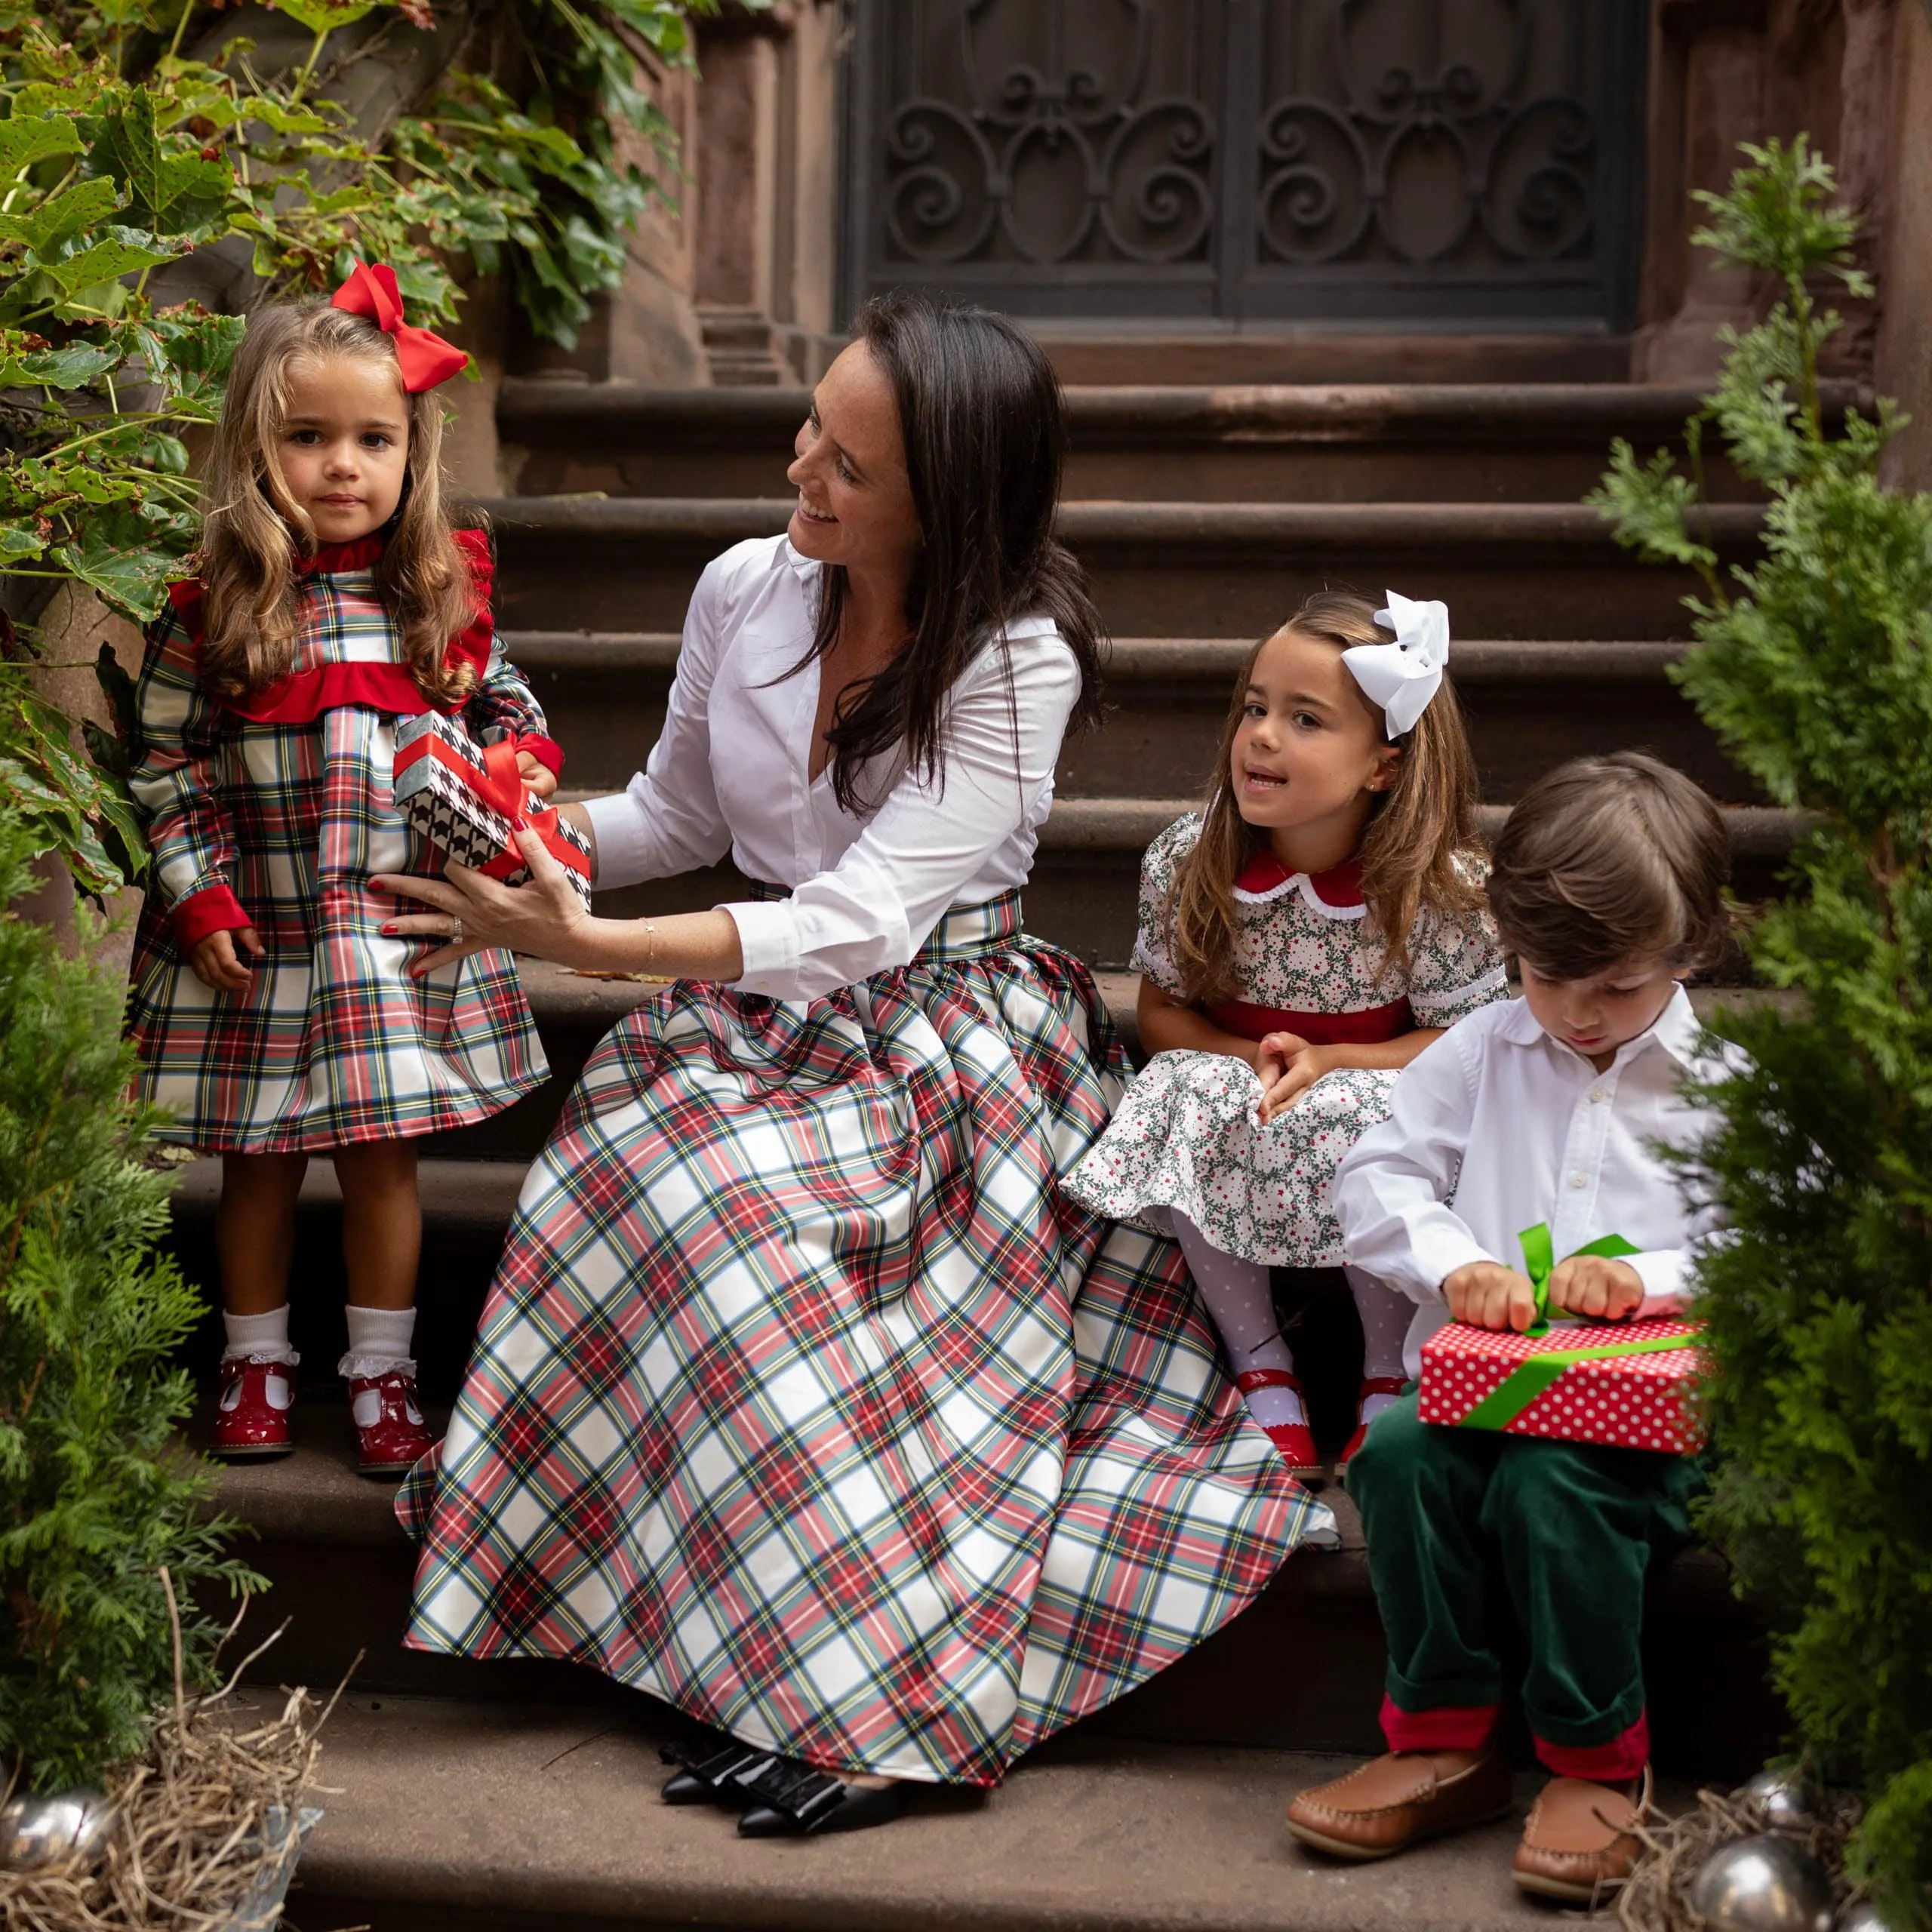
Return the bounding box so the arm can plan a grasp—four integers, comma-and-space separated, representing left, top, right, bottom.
1835, 1905, 1890, 1932
0, 1788, 116, 1874
1690, 1834, 1835, 1932
1739, 1764, 1825, 1833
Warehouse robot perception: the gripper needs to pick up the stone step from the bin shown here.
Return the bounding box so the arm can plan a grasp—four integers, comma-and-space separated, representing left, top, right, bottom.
1035, 331, 1639, 386
500, 379, 1808, 504
198, 1395, 1773, 1791
167, 983, 1785, 1357
286, 1692, 1696, 1932
474, 496, 1760, 641
580, 798, 1797, 977
512, 632, 1744, 804
279, 1694, 1701, 1932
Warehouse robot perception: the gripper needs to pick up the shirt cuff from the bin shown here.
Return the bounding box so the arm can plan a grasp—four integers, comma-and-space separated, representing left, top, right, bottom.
580, 787, 654, 890
1625, 1247, 1691, 1318
171, 881, 251, 948
721, 898, 798, 989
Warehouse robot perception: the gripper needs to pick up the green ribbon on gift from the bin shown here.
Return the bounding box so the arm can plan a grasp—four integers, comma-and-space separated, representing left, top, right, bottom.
1452, 1223, 1690, 1434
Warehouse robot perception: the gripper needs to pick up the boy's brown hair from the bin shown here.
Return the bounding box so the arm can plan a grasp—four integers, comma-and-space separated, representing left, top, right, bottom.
1168, 589, 1484, 1005
1486, 752, 1731, 979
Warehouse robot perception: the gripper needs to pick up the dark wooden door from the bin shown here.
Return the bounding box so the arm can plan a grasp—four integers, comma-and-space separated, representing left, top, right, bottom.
841, 0, 1648, 333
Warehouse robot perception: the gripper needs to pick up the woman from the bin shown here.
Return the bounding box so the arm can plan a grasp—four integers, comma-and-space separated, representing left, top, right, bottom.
377, 294, 1323, 1835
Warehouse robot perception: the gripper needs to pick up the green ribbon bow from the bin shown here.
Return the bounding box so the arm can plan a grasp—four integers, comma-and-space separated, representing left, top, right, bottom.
1451, 1223, 1696, 1435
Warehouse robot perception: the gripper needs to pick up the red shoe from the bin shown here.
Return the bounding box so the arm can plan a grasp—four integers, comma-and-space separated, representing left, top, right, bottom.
347, 1370, 434, 1478
212, 1357, 297, 1459
1338, 1377, 1411, 1472
1235, 1369, 1322, 1478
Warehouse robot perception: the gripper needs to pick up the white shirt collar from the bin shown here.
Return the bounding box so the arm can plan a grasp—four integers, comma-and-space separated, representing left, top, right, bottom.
1496, 980, 1703, 1071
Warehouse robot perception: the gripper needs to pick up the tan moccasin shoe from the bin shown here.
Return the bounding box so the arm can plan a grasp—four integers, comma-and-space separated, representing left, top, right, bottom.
1512, 1766, 1652, 1901
1286, 1749, 1515, 1860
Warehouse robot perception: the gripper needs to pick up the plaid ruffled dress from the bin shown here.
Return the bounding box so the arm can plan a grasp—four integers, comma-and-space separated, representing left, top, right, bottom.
393, 537, 1318, 1786
125, 530, 558, 1150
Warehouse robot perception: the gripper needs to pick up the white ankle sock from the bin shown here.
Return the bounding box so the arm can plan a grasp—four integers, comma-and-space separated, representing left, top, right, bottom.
338, 1304, 417, 1380
222, 1304, 298, 1366
1173, 1214, 1305, 1429
1346, 1266, 1411, 1423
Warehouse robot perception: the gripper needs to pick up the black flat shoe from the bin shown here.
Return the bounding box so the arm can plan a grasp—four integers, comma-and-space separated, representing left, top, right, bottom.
734, 1760, 909, 1837
659, 1743, 778, 1808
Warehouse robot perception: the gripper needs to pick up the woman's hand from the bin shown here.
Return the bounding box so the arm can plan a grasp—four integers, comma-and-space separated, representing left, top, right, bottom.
1255, 1031, 1332, 1123
516, 751, 558, 801
1443, 1260, 1539, 1333
374, 826, 591, 978
189, 925, 262, 993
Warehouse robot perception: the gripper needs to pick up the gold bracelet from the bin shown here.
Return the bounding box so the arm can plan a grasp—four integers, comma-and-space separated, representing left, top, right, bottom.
638, 918, 672, 985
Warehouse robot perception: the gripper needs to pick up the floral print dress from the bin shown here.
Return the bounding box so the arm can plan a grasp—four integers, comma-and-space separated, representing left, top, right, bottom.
1063, 813, 1507, 1267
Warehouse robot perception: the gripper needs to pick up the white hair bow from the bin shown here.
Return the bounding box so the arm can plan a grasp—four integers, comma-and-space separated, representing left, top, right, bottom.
1342, 590, 1451, 738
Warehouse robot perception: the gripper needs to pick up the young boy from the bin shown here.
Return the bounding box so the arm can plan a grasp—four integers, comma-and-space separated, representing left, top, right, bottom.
1288, 752, 1743, 1900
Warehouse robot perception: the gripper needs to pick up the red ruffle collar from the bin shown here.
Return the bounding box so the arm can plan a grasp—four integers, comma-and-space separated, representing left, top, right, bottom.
1234, 851, 1365, 909
297, 533, 390, 574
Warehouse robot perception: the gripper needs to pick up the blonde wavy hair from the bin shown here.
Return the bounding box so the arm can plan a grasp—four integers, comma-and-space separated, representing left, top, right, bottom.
1169, 589, 1484, 1005
198, 301, 477, 704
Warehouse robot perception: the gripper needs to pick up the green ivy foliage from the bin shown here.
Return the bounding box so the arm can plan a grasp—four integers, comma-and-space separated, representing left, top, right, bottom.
0, 805, 263, 1792
1591, 137, 1932, 1924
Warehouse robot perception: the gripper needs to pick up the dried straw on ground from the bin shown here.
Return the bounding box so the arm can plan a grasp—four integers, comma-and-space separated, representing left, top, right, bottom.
1617, 1779, 1863, 1932
0, 1572, 349, 1932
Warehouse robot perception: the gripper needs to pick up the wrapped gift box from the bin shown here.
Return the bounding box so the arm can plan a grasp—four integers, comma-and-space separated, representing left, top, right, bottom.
393, 712, 592, 907
1418, 1315, 1707, 1454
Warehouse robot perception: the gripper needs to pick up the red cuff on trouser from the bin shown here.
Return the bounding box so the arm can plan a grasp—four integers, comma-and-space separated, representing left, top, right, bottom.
171, 882, 252, 948
1534, 1712, 1649, 1783
1380, 1696, 1500, 1754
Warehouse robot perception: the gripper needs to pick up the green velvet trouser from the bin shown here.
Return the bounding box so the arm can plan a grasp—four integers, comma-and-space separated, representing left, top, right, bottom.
1346, 1389, 1703, 1779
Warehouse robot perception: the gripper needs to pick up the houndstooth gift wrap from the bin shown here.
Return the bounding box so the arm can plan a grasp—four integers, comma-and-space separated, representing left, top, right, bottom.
125, 529, 560, 1151
393, 711, 592, 906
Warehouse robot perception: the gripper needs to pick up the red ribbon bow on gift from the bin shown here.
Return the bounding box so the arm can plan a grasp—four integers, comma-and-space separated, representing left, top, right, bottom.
465, 740, 593, 896
331, 261, 469, 392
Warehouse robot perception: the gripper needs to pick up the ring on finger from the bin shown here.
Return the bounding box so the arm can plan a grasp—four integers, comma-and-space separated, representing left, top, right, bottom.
450, 915, 465, 944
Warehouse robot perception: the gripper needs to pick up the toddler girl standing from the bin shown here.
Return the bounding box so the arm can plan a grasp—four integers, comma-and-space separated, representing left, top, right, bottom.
1065, 590, 1505, 1476
126, 265, 562, 1476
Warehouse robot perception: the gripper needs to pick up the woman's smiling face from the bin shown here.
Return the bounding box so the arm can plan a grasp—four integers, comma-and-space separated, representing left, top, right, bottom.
785, 340, 921, 582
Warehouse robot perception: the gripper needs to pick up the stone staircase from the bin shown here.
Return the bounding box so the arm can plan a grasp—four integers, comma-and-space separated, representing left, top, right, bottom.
173, 367, 1832, 1930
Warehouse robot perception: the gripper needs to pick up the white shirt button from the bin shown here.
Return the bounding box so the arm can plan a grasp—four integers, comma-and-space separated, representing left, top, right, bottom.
1588, 1085, 1606, 1104
1570, 1171, 1588, 1189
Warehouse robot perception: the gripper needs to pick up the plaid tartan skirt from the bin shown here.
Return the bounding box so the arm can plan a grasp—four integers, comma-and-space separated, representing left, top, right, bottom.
395, 892, 1319, 1785
126, 707, 546, 1151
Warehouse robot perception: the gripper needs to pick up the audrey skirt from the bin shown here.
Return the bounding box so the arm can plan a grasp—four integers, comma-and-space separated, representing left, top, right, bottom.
395, 891, 1317, 1785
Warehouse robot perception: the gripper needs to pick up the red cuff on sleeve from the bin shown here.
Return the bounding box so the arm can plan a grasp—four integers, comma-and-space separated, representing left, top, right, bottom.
171, 883, 251, 949
516, 734, 565, 777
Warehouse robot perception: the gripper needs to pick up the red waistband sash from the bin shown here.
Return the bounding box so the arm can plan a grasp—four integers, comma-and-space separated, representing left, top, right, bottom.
1203, 995, 1412, 1046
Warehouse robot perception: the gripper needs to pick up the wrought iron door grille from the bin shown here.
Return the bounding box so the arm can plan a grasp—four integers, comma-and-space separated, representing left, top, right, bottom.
841, 0, 1646, 331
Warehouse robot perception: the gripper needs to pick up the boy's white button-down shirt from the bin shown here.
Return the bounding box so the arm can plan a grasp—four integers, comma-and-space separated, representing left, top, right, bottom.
1334, 986, 1744, 1377
581, 534, 1079, 1001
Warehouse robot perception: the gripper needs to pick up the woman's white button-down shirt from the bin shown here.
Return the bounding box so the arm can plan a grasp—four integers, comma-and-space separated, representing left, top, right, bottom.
581, 535, 1081, 1001
1334, 986, 1747, 1376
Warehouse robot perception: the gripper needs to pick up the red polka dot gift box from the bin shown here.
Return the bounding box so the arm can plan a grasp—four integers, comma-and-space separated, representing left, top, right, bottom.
1417, 1315, 1707, 1454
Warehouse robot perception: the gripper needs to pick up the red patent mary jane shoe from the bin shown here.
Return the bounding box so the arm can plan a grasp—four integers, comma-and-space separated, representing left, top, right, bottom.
1235, 1367, 1322, 1479
1338, 1377, 1411, 1473
212, 1356, 297, 1459
347, 1370, 434, 1478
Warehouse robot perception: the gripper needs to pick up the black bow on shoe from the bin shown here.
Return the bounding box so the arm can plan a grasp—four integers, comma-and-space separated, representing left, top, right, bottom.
732, 1756, 909, 1837
659, 1739, 780, 1809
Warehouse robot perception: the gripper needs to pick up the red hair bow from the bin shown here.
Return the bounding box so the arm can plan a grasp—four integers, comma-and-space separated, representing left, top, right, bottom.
330, 260, 469, 392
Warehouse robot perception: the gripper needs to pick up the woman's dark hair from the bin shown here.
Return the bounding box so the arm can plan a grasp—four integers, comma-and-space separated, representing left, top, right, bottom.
799, 291, 1105, 813
1487, 752, 1732, 979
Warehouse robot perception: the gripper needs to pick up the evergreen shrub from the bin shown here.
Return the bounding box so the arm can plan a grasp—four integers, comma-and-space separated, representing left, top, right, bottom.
0, 808, 258, 1792
1592, 137, 1932, 1922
